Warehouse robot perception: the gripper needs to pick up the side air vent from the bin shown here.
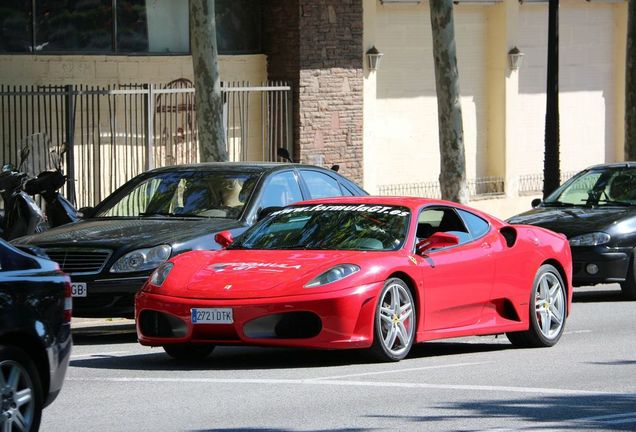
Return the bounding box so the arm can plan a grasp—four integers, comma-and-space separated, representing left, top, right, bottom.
500, 226, 517, 248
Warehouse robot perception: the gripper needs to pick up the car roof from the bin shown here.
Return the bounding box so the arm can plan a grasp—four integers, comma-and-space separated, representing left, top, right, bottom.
584, 161, 636, 170
146, 162, 337, 175
294, 196, 454, 209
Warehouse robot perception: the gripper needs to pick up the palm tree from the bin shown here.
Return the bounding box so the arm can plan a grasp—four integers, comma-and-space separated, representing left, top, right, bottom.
429, 0, 468, 204
189, 0, 227, 162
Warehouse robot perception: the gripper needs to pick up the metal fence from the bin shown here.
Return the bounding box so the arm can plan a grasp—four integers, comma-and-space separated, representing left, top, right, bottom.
378, 176, 505, 200
0, 81, 292, 207
518, 171, 578, 195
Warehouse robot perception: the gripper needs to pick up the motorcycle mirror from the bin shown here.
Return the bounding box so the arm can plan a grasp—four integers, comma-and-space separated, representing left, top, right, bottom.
49, 150, 62, 170
2, 164, 13, 173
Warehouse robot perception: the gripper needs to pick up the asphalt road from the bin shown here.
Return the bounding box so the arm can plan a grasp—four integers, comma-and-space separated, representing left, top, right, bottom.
41, 285, 636, 432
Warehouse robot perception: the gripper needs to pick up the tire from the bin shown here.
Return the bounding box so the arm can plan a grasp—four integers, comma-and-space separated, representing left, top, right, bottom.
368, 278, 416, 362
0, 345, 44, 432
163, 344, 215, 361
507, 264, 567, 348
619, 250, 636, 300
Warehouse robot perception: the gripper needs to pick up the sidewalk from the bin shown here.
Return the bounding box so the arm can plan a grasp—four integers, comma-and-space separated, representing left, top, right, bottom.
71, 317, 135, 331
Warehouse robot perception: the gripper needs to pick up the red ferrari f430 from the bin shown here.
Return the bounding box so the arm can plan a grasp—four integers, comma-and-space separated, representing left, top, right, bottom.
136, 197, 572, 361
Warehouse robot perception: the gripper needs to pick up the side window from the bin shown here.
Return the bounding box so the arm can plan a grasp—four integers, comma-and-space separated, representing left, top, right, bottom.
259, 171, 303, 209
457, 209, 490, 239
416, 207, 471, 245
300, 170, 343, 199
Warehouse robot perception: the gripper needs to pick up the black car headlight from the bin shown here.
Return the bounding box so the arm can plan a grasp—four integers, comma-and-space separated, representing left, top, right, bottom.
110, 245, 172, 273
304, 264, 360, 288
569, 232, 611, 247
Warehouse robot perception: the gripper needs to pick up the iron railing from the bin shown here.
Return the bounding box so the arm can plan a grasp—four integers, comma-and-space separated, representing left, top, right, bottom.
0, 81, 292, 207
378, 176, 505, 200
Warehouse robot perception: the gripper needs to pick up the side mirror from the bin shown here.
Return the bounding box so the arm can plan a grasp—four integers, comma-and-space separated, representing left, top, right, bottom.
276, 147, 294, 163
531, 198, 542, 208
215, 231, 234, 248
257, 206, 283, 221
78, 206, 95, 218
416, 232, 459, 254
330, 164, 340, 172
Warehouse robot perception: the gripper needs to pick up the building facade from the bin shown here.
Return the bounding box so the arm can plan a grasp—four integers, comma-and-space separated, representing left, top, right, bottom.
0, 0, 628, 217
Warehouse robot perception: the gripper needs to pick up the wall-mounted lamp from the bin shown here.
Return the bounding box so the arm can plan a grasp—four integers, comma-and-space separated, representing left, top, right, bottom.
366, 46, 384, 72
508, 46, 524, 71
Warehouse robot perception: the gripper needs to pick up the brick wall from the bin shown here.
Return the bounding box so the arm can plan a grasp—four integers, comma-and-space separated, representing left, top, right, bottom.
263, 0, 364, 184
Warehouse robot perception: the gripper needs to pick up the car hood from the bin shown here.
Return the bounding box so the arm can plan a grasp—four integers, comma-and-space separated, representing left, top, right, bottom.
508, 206, 635, 237
12, 218, 244, 250
170, 249, 363, 299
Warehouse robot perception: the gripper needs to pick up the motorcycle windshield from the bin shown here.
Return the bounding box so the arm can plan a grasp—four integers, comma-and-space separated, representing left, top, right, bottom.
17, 133, 62, 178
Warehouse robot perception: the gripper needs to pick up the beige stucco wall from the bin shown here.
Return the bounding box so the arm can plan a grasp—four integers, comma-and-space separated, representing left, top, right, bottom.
0, 54, 267, 85
364, 0, 627, 220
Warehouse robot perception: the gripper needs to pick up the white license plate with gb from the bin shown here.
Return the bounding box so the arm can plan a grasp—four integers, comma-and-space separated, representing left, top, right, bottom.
71, 282, 87, 297
191, 308, 233, 324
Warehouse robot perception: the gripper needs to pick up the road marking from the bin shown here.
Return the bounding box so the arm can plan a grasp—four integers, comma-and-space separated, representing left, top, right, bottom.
563, 329, 592, 335
65, 376, 625, 396
311, 361, 489, 380
70, 350, 129, 359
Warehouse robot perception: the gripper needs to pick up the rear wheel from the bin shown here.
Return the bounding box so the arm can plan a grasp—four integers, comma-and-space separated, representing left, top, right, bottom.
507, 264, 566, 348
368, 278, 416, 362
0, 345, 43, 432
163, 344, 215, 361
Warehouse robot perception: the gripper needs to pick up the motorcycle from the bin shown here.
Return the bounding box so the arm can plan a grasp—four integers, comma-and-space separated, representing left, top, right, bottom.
0, 139, 77, 240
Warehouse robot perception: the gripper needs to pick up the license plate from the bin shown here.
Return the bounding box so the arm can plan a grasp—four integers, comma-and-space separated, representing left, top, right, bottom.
191, 308, 233, 324
71, 282, 87, 297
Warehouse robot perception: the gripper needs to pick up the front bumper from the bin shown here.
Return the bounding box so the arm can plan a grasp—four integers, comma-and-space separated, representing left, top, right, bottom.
135, 282, 382, 350
70, 275, 149, 317
571, 246, 632, 286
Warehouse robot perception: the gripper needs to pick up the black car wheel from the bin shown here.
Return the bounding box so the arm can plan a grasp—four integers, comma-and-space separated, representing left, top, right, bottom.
0, 346, 43, 432
368, 278, 416, 362
507, 264, 567, 348
619, 251, 636, 300
163, 344, 215, 361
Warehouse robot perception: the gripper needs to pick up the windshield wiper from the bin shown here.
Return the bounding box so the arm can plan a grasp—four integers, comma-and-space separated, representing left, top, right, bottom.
542, 201, 575, 207
597, 199, 633, 207
139, 211, 173, 217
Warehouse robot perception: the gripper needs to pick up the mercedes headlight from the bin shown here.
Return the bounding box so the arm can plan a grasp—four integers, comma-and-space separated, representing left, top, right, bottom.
110, 245, 172, 273
569, 232, 610, 247
305, 264, 360, 288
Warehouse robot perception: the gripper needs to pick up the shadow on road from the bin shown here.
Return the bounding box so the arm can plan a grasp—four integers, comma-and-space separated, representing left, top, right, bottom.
69, 339, 511, 372
366, 393, 636, 431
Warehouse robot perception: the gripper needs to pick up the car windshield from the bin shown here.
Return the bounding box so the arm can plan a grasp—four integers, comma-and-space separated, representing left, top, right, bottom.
229, 204, 411, 251
544, 167, 636, 207
96, 170, 259, 219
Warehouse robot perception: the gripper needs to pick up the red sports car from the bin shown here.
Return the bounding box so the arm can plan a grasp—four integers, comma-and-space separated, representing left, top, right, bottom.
136, 197, 572, 362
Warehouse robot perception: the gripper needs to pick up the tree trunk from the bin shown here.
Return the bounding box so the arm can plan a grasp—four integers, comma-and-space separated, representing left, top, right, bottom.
543, 0, 560, 198
190, 0, 227, 162
626, 0, 636, 160
429, 0, 468, 204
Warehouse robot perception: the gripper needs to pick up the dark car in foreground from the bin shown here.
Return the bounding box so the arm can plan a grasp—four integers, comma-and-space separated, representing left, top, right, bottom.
13, 162, 367, 317
508, 162, 636, 299
0, 239, 72, 431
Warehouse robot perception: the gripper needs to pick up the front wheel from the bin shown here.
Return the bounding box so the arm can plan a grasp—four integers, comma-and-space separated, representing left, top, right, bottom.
507, 264, 567, 348
0, 345, 43, 432
368, 278, 416, 362
163, 344, 215, 361
619, 250, 636, 300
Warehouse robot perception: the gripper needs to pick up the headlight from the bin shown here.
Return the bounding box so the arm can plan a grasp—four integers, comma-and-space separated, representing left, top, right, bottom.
110, 245, 172, 273
149, 262, 174, 286
304, 264, 360, 288
568, 232, 611, 247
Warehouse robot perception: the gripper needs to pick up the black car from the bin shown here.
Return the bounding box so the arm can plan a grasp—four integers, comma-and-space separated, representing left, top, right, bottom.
508, 163, 636, 299
0, 239, 72, 431
13, 162, 367, 317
